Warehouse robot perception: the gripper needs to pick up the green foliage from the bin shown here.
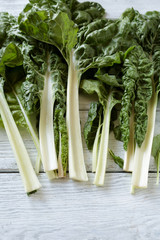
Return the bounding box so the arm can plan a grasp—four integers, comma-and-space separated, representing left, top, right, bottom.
18, 0, 78, 62
120, 46, 153, 150
83, 102, 102, 150
108, 149, 124, 169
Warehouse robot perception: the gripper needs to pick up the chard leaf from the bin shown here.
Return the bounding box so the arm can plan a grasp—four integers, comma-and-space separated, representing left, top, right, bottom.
75, 15, 135, 75
108, 149, 124, 169
121, 8, 160, 91
0, 13, 41, 193
18, 2, 78, 62
84, 102, 102, 150
0, 43, 23, 79
68, 0, 105, 27
95, 68, 122, 87
80, 79, 108, 107
152, 135, 160, 159
120, 46, 153, 150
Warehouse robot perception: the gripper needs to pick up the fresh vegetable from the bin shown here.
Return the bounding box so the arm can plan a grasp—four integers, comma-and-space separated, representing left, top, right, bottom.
79, 15, 136, 185
18, 0, 106, 181
120, 9, 160, 192
81, 77, 122, 185
0, 0, 160, 194
0, 13, 41, 194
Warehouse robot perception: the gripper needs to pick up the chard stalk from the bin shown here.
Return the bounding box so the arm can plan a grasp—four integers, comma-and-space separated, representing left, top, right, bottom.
123, 107, 135, 172
131, 92, 157, 193
66, 52, 88, 181
92, 123, 101, 173
0, 89, 41, 193
12, 88, 42, 173
94, 93, 112, 186
39, 56, 58, 172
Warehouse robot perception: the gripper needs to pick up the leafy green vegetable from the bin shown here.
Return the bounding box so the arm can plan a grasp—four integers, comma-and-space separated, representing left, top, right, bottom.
108, 149, 124, 169
78, 15, 137, 185
120, 45, 153, 150
81, 77, 122, 185
19, 0, 99, 181
0, 13, 41, 193
22, 40, 68, 176
120, 8, 160, 192
83, 101, 102, 150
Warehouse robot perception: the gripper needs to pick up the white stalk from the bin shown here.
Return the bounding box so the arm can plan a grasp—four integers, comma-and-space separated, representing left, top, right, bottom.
123, 107, 135, 172
12, 88, 42, 174
39, 56, 58, 172
0, 90, 41, 193
66, 52, 88, 181
92, 124, 101, 173
94, 93, 112, 186
131, 92, 157, 193
35, 155, 41, 175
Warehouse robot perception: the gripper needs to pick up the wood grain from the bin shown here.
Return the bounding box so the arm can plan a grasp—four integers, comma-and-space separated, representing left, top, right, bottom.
0, 110, 159, 172
0, 173, 160, 240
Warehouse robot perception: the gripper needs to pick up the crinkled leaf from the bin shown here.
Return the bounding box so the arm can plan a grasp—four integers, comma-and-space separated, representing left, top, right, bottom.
0, 43, 23, 79
95, 68, 122, 87
19, 1, 78, 62
84, 102, 102, 150
80, 79, 108, 107
120, 46, 153, 150
109, 149, 124, 169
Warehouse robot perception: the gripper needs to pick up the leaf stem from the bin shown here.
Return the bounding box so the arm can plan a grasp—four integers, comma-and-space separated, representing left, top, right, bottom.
39, 55, 58, 172
94, 93, 112, 186
66, 51, 88, 181
0, 89, 41, 193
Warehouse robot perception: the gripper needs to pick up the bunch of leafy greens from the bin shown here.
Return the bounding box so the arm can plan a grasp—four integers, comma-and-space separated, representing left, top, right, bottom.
0, 12, 41, 194
18, 0, 107, 181
1, 0, 160, 193
119, 8, 160, 192
21, 40, 69, 178
77, 15, 139, 185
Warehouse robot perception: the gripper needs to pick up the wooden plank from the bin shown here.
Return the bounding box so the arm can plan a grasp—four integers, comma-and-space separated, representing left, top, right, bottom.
0, 173, 160, 240
0, 110, 159, 172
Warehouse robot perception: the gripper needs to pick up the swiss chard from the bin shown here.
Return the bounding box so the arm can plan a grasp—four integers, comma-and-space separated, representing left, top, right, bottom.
0, 13, 41, 193
121, 8, 160, 192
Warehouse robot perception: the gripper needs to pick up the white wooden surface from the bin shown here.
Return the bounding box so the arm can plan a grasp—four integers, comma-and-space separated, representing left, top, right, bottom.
0, 1, 160, 239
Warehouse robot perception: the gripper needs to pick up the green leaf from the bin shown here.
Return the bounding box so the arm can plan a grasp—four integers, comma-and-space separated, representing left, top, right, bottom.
95, 68, 122, 87
152, 135, 160, 159
70, 1, 105, 27
108, 149, 124, 169
0, 43, 23, 78
80, 79, 108, 107
84, 102, 102, 150
19, 2, 78, 62
120, 46, 153, 150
